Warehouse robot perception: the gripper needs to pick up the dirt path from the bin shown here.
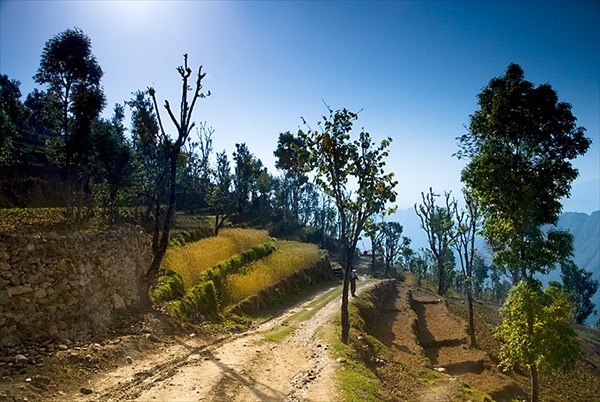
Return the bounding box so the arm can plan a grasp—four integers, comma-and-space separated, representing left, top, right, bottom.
410, 288, 524, 402
60, 281, 372, 402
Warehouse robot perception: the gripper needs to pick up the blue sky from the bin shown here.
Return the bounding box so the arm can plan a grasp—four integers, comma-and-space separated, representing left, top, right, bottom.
1, 0, 599, 212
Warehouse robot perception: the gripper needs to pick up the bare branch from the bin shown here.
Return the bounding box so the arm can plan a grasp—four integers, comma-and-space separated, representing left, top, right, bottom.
148, 87, 168, 141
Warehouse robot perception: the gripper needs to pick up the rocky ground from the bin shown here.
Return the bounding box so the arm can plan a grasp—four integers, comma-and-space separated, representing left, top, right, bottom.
0, 280, 362, 402
2, 263, 599, 401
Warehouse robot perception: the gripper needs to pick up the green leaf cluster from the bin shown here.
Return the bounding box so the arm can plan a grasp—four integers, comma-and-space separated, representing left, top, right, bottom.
458, 64, 591, 280
495, 279, 580, 374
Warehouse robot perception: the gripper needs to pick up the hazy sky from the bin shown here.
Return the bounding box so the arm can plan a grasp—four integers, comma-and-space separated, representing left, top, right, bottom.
1, 0, 599, 212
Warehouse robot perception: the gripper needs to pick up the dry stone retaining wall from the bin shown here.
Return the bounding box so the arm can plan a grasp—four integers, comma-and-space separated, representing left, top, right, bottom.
0, 225, 152, 346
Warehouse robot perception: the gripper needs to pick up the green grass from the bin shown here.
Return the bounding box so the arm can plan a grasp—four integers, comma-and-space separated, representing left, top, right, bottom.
261, 285, 342, 342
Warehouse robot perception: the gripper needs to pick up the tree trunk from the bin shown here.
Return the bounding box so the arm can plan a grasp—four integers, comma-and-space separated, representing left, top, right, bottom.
370, 235, 376, 273
341, 246, 354, 344
530, 364, 540, 402
467, 287, 476, 347
145, 155, 177, 297
437, 260, 445, 295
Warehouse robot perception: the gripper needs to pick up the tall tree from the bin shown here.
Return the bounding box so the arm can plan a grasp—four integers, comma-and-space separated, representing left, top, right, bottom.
128, 90, 166, 251
177, 123, 213, 211
90, 104, 134, 222
145, 54, 210, 292
472, 254, 489, 300
0, 75, 28, 165
559, 259, 599, 325
363, 216, 384, 274
274, 131, 309, 223
233, 142, 262, 217
495, 279, 580, 402
452, 190, 481, 346
457, 63, 591, 283
209, 150, 234, 235
415, 188, 457, 295
300, 107, 397, 343
380, 221, 409, 276
33, 28, 105, 219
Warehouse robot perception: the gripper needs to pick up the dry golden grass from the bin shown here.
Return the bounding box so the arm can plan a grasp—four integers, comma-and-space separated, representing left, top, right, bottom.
226, 240, 321, 304
162, 228, 270, 288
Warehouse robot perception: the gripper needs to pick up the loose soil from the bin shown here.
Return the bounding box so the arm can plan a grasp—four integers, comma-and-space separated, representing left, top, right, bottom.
2, 261, 600, 401
1, 280, 371, 402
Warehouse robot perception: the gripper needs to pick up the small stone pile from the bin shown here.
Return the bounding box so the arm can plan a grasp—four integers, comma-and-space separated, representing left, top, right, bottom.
0, 225, 152, 346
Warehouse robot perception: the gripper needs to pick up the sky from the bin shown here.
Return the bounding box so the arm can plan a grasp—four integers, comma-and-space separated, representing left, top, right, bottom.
1, 0, 599, 213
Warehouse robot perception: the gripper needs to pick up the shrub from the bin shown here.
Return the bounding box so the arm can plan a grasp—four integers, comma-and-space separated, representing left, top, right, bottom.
172, 280, 219, 322
150, 269, 185, 303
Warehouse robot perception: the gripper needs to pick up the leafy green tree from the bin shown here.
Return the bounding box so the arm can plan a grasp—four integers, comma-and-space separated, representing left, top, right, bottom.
24, 89, 61, 156
300, 107, 397, 343
274, 131, 309, 223
495, 279, 580, 402
472, 254, 489, 299
488, 266, 512, 304
457, 63, 592, 283
145, 54, 210, 293
415, 188, 457, 295
127, 90, 166, 251
0, 75, 28, 164
90, 104, 134, 222
177, 123, 213, 211
453, 190, 481, 346
34, 28, 105, 219
233, 142, 263, 218
363, 216, 384, 274
559, 259, 599, 325
209, 150, 234, 235
380, 221, 410, 276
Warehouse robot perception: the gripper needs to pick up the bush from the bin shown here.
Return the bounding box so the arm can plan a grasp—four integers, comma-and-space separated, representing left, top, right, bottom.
150, 269, 185, 303
172, 280, 219, 322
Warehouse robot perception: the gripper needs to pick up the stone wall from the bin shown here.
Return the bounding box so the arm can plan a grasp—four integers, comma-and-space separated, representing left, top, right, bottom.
0, 225, 152, 346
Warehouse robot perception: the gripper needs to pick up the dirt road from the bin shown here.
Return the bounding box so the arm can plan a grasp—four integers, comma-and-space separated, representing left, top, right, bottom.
63, 281, 373, 402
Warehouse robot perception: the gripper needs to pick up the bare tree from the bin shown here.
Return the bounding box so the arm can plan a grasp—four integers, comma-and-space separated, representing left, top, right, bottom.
453, 190, 481, 346
145, 54, 210, 294
415, 188, 457, 295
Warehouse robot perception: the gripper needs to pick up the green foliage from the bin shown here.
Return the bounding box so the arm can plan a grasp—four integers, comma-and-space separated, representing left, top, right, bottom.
458, 63, 591, 281
168, 228, 212, 248
495, 279, 580, 400
209, 150, 234, 235
559, 259, 599, 324
300, 106, 397, 343
172, 280, 219, 322
150, 269, 185, 303
0, 74, 28, 164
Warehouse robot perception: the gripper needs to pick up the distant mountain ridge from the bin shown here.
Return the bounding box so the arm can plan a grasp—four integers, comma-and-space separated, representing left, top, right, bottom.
558, 211, 599, 275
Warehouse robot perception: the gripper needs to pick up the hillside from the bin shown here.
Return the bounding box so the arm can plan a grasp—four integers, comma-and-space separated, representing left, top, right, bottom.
2, 260, 599, 401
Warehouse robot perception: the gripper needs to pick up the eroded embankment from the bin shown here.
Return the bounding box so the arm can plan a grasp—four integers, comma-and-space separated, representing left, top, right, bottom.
409, 288, 524, 401
350, 282, 526, 401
